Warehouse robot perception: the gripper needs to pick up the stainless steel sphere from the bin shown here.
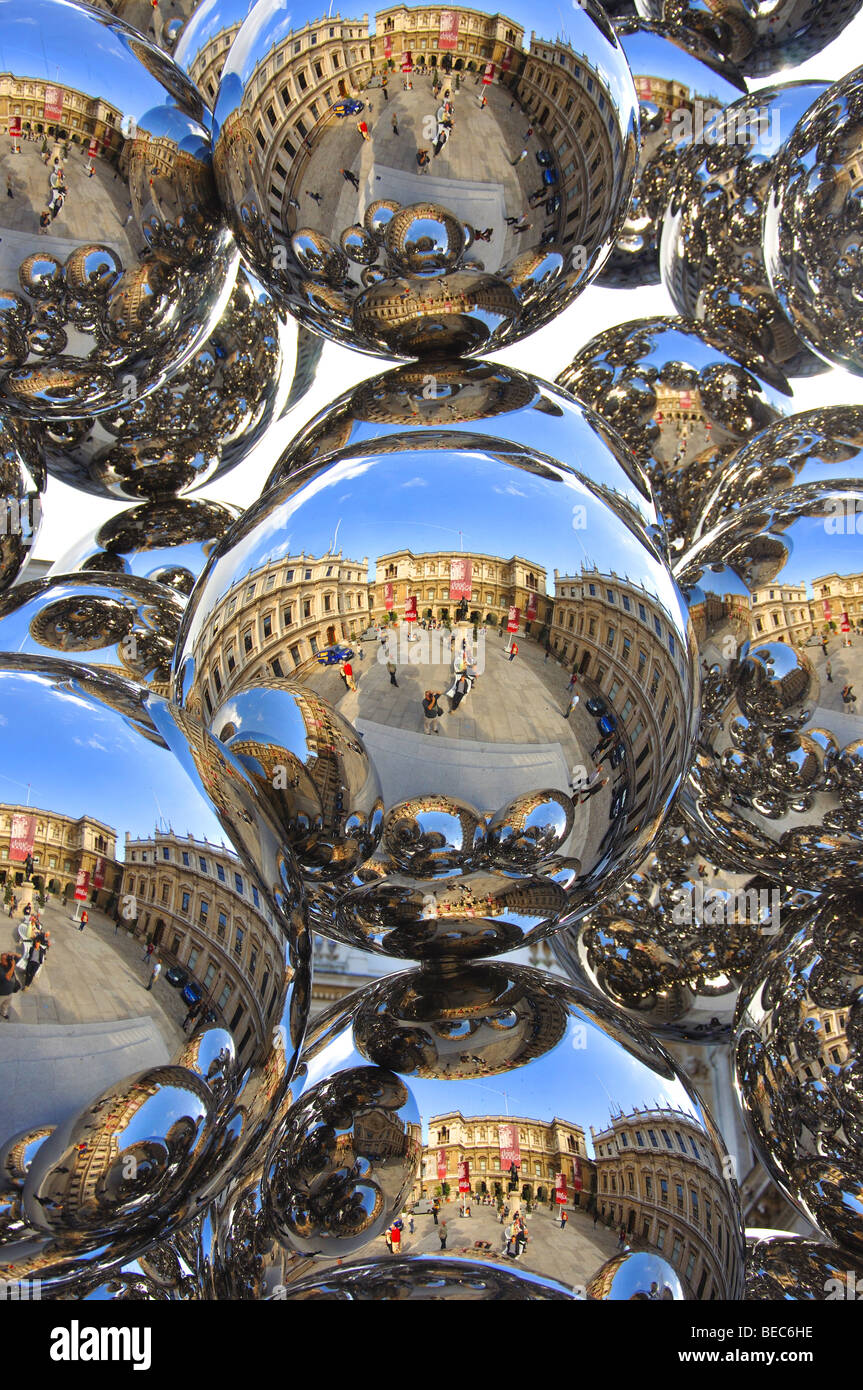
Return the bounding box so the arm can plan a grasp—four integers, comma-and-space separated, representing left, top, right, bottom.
33, 270, 322, 500
735, 893, 863, 1258
208, 682, 384, 883
764, 68, 863, 377
264, 960, 745, 1297
596, 18, 746, 288
0, 0, 236, 421
695, 407, 863, 543
262, 1064, 421, 1258
173, 427, 697, 960
203, 0, 639, 358
746, 1231, 861, 1300
49, 497, 241, 597
675, 486, 863, 889
266, 357, 660, 540
556, 316, 790, 550
660, 83, 828, 376
552, 816, 804, 1040
633, 0, 863, 76
0, 572, 185, 691
0, 654, 309, 1291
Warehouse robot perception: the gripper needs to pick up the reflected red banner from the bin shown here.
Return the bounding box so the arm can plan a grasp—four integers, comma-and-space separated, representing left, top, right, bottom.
506, 606, 520, 633
498, 1123, 520, 1168
526, 591, 538, 621
555, 1172, 568, 1205
437, 1148, 447, 1180
74, 869, 90, 902
439, 11, 459, 48
44, 86, 64, 123
9, 813, 36, 862
404, 595, 417, 621
449, 558, 472, 601
457, 1159, 470, 1193
384, 582, 394, 611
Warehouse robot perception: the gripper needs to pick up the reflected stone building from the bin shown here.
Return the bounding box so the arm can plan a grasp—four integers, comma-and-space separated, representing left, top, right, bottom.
0, 73, 122, 154
0, 803, 122, 909
550, 566, 689, 822
126, 830, 394, 1059
591, 1104, 734, 1299
416, 1110, 592, 1204
370, 548, 549, 628
185, 551, 370, 717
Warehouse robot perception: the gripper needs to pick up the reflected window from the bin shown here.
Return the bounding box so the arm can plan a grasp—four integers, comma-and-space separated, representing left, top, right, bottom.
181, 891, 190, 915
217, 911, 227, 940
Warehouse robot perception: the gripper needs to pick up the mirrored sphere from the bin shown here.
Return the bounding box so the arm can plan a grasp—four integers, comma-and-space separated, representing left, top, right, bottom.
660, 83, 828, 376
764, 69, 863, 376
695, 407, 863, 543
675, 486, 863, 888
0, 572, 185, 691
0, 654, 308, 1288
205, 0, 639, 357
596, 18, 745, 287
735, 893, 863, 1257
32, 270, 323, 500
553, 816, 798, 1040
745, 1232, 861, 1300
262, 1064, 421, 1257
0, 0, 237, 421
276, 1255, 579, 1299
556, 316, 790, 550
266, 357, 659, 539
49, 496, 242, 596
173, 432, 696, 959
633, 0, 863, 76
270, 960, 745, 1297
208, 682, 384, 882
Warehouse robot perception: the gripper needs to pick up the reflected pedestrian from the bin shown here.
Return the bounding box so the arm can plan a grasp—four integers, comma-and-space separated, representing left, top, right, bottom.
422, 690, 443, 733
146, 958, 162, 991
386, 658, 398, 687
439, 1218, 447, 1249
392, 113, 399, 135
340, 167, 359, 190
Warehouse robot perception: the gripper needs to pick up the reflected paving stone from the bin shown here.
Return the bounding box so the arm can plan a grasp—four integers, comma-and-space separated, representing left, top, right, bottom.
0, 653, 308, 1290
735, 893, 863, 1258
0, 0, 237, 421
675, 485, 863, 888
634, 0, 863, 76
202, 0, 639, 357
764, 69, 863, 377
660, 83, 828, 376
556, 316, 790, 551
173, 426, 697, 959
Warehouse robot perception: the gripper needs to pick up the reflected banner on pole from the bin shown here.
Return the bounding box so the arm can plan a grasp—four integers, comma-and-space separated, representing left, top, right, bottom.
498, 1122, 520, 1168
9, 813, 36, 863
74, 868, 90, 902
457, 1158, 470, 1193
449, 557, 472, 601
555, 1172, 568, 1205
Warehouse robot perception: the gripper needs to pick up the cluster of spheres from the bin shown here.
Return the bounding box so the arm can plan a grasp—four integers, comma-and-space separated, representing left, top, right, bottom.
0, 0, 861, 1307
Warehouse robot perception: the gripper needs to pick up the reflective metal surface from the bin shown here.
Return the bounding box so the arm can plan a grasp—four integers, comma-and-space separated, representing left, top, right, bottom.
597, 19, 745, 287
33, 270, 322, 500
735, 893, 863, 1257
0, 572, 185, 691
660, 83, 828, 376
0, 0, 237, 420
0, 417, 43, 589
556, 316, 790, 550
49, 496, 241, 596
764, 69, 863, 377
695, 407, 863, 543
675, 486, 863, 888
0, 654, 308, 1290
262, 960, 745, 1297
552, 816, 800, 1040
265, 357, 659, 538
634, 0, 863, 76
745, 1232, 861, 1300
173, 424, 697, 959
203, 0, 639, 357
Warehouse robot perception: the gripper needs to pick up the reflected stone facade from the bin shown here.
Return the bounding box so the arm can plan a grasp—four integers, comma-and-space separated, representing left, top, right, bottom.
417, 1110, 592, 1204
0, 802, 122, 907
